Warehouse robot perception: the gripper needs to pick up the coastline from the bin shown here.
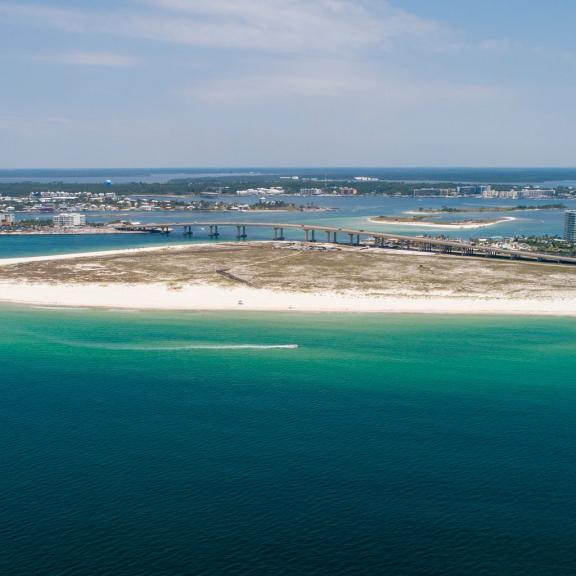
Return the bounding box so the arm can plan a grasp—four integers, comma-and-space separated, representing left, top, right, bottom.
1, 281, 575, 316
368, 217, 516, 229
0, 229, 145, 236
0, 242, 211, 267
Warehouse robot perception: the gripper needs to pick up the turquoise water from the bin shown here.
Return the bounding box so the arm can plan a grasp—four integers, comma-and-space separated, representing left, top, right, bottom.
2, 307, 576, 575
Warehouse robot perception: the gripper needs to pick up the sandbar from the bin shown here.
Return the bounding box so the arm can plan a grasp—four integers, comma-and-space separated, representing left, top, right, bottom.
368, 217, 516, 229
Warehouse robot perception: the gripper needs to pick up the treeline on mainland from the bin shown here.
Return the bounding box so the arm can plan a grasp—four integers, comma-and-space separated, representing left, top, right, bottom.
426, 203, 567, 213
0, 178, 452, 197
517, 235, 576, 256
0, 177, 570, 198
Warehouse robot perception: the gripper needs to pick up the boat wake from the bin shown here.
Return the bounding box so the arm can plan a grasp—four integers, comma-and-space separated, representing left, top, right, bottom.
42, 338, 299, 351
11, 328, 299, 351
97, 343, 300, 351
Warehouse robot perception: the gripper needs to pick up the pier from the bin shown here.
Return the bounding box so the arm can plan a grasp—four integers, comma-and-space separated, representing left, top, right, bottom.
139, 221, 576, 266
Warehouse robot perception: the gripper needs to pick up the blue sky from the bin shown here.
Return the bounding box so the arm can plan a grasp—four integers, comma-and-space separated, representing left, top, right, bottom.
1, 0, 575, 168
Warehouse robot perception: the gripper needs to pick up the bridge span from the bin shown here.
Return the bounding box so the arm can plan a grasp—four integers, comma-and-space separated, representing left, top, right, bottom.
127, 221, 576, 266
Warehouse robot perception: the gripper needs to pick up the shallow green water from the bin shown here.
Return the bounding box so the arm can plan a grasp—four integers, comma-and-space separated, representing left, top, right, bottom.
2, 307, 576, 575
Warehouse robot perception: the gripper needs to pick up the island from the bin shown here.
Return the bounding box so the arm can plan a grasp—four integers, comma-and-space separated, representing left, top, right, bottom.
407, 203, 566, 214
1, 241, 576, 316
368, 215, 515, 229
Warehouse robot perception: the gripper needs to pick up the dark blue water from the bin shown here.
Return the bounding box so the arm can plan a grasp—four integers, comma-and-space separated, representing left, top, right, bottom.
3, 167, 576, 184
2, 309, 576, 575
0, 168, 260, 184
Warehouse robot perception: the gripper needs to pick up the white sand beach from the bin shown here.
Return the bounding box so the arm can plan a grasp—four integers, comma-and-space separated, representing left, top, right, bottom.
368, 217, 516, 229
1, 280, 575, 316
1, 244, 575, 316
0, 244, 197, 267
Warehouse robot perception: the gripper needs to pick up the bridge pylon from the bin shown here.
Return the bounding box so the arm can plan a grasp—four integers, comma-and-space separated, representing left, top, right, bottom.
236, 225, 247, 240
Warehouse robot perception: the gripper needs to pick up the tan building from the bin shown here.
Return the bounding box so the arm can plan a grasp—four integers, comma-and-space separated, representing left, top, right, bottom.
0, 212, 15, 226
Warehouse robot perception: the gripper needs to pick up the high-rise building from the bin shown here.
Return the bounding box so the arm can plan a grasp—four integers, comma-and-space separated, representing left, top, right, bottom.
53, 212, 86, 227
564, 211, 576, 242
518, 188, 555, 199
457, 185, 491, 195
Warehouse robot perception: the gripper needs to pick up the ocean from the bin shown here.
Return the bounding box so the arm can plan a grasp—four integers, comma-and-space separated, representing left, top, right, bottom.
3, 166, 576, 185
2, 307, 576, 575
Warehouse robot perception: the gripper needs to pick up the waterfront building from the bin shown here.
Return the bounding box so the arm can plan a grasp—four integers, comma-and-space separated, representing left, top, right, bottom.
564, 211, 576, 242
0, 212, 15, 226
413, 188, 458, 197
457, 185, 491, 195
484, 188, 556, 200
336, 187, 358, 195
300, 188, 324, 195
483, 189, 518, 199
53, 212, 86, 227
482, 188, 503, 199
30, 191, 79, 201
236, 187, 285, 196
518, 188, 556, 199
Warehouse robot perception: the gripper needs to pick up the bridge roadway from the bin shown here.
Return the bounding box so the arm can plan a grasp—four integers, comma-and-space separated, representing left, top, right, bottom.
140, 221, 576, 266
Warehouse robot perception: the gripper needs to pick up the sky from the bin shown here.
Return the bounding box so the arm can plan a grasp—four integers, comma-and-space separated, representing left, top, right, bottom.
1, 0, 575, 168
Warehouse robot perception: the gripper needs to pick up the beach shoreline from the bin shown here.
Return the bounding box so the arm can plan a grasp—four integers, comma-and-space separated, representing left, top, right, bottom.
1, 280, 575, 316
0, 242, 220, 267
368, 217, 516, 229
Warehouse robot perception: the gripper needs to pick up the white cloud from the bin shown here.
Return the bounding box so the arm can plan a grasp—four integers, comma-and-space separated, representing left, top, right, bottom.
0, 0, 443, 54
178, 58, 504, 103
139, 0, 433, 51
36, 51, 140, 67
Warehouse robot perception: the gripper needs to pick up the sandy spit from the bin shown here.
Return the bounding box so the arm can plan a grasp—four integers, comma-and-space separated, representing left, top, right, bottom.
368, 217, 516, 229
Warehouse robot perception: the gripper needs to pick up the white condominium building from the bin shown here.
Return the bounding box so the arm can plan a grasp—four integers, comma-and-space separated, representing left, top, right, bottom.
53, 213, 86, 227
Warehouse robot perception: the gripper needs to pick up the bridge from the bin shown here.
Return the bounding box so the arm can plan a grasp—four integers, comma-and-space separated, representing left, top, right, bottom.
125, 221, 576, 266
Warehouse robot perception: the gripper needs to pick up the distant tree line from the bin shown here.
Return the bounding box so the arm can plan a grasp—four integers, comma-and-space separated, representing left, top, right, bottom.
0, 177, 572, 198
